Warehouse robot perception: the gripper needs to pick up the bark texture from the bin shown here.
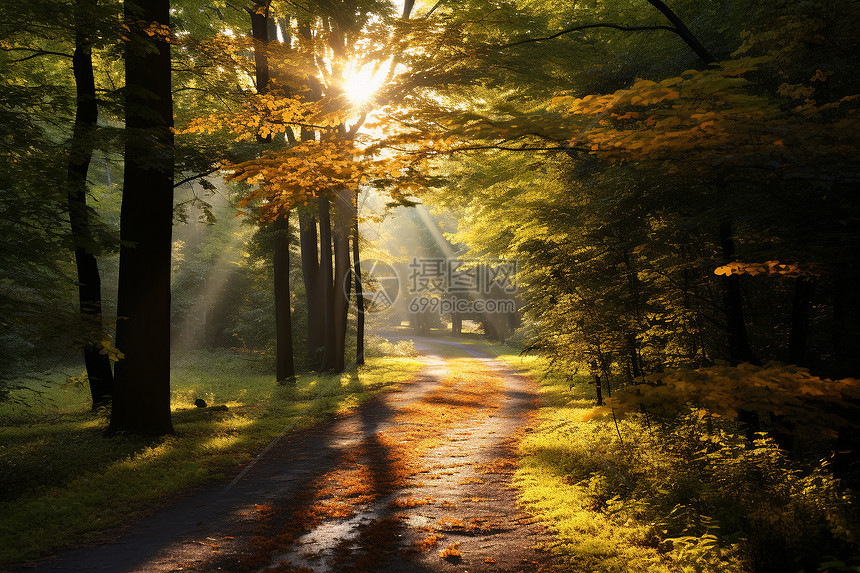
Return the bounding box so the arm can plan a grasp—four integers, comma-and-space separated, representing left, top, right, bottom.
109, 0, 174, 435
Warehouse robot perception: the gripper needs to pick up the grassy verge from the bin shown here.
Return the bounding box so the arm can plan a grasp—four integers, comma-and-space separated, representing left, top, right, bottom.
0, 349, 423, 567
495, 352, 673, 573
497, 351, 858, 573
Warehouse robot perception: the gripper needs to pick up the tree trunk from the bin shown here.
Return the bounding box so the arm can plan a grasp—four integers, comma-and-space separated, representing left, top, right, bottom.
775, 276, 811, 449
251, 2, 294, 381
299, 207, 324, 366
718, 222, 758, 364
628, 338, 643, 379
332, 230, 349, 371
353, 218, 365, 365
68, 0, 113, 408
109, 0, 174, 435
679, 250, 702, 364
620, 247, 645, 378
250, 3, 270, 97
329, 188, 352, 373
319, 196, 337, 371
273, 216, 295, 382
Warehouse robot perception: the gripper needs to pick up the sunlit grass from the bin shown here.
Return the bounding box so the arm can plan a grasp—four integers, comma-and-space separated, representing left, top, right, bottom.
0, 349, 422, 567
496, 352, 673, 573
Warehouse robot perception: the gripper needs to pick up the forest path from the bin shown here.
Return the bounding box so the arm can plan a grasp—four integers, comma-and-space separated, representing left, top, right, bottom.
20, 337, 559, 573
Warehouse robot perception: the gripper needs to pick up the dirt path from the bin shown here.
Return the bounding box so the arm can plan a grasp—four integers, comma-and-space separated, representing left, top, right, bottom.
20, 338, 559, 573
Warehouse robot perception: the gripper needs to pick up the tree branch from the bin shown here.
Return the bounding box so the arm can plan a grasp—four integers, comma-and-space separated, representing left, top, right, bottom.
2, 47, 74, 62
502, 0, 715, 66
502, 23, 677, 49
423, 0, 445, 18
172, 86, 211, 94
446, 143, 591, 154
347, 111, 368, 139
645, 0, 715, 64
173, 167, 220, 188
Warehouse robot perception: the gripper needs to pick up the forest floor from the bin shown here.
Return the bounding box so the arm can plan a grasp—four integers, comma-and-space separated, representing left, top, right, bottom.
17, 337, 560, 573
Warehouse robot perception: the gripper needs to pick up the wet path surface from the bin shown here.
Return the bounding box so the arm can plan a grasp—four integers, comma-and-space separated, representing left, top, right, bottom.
19, 338, 558, 573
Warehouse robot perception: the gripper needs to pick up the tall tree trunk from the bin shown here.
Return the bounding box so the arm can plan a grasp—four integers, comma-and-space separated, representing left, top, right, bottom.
319, 196, 337, 371
452, 304, 462, 335
628, 341, 643, 378
251, 2, 294, 381
273, 216, 295, 381
620, 247, 644, 378
250, 2, 271, 97
299, 207, 324, 366
353, 217, 365, 365
332, 231, 349, 371
109, 0, 174, 435
68, 0, 113, 408
773, 275, 814, 451
679, 247, 703, 364
329, 188, 352, 373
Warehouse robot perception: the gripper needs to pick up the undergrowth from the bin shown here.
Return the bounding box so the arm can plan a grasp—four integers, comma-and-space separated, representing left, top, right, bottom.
499, 352, 859, 573
0, 348, 422, 567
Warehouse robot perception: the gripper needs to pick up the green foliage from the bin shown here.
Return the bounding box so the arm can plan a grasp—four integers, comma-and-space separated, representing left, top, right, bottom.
419, 0, 860, 406
0, 0, 127, 398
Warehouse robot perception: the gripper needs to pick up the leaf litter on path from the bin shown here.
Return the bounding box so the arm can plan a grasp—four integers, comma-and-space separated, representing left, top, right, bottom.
244, 354, 559, 573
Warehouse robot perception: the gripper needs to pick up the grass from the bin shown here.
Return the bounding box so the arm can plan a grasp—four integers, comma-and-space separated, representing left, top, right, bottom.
0, 348, 423, 568
497, 350, 858, 573
495, 351, 676, 573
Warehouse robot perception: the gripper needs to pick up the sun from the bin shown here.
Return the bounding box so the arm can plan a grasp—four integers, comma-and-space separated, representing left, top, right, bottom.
342, 61, 388, 105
